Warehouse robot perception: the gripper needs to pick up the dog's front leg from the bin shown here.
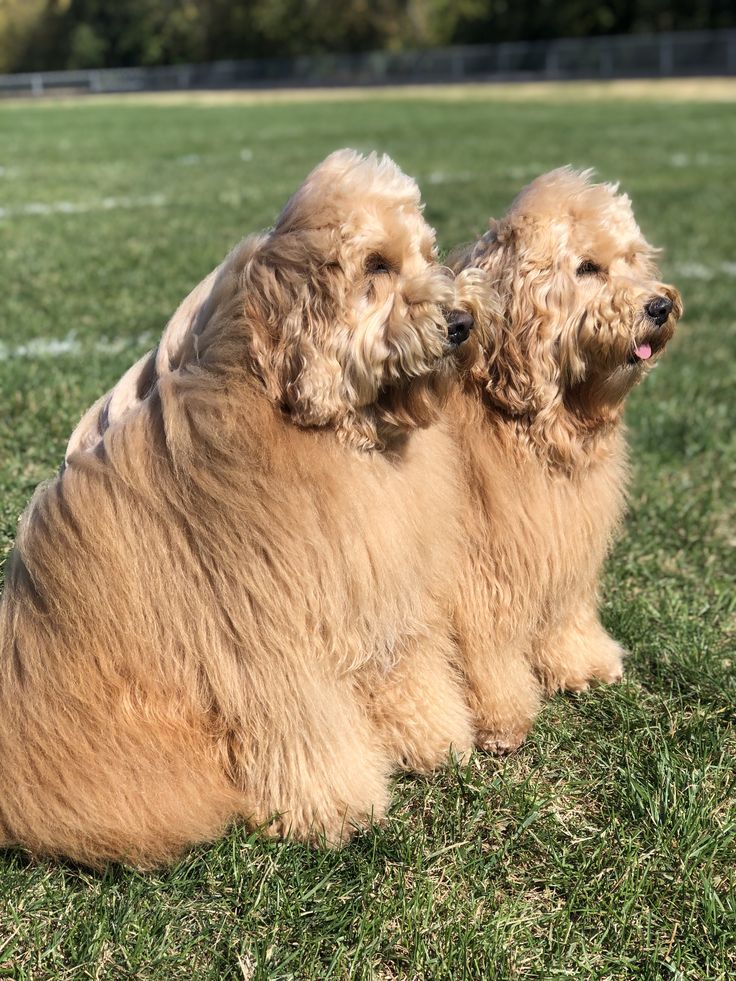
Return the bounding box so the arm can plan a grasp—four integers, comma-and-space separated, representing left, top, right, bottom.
364, 622, 474, 774
234, 667, 392, 847
532, 597, 626, 695
454, 600, 543, 754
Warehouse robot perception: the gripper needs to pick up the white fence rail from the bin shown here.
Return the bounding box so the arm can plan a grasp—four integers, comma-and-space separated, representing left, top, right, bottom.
1, 29, 735, 98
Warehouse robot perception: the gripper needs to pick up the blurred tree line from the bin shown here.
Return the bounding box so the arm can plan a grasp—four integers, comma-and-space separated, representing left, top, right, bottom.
1, 0, 734, 73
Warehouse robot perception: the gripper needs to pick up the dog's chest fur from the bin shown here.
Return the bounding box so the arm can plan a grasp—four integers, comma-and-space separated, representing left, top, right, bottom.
157, 381, 463, 675
281, 424, 462, 670
455, 399, 629, 635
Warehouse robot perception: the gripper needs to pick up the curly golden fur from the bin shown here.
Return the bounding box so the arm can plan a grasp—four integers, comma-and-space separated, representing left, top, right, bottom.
449, 167, 683, 751
0, 150, 487, 867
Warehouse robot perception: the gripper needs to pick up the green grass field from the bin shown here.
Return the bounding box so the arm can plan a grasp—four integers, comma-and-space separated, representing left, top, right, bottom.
0, 84, 734, 979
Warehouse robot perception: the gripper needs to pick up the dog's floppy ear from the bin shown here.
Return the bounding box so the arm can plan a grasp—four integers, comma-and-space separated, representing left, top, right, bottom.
469, 224, 538, 415
241, 234, 349, 429
470, 220, 563, 420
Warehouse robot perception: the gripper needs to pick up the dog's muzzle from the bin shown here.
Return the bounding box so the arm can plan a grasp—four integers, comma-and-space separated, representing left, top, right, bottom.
446, 310, 473, 346
645, 295, 673, 327
630, 294, 676, 363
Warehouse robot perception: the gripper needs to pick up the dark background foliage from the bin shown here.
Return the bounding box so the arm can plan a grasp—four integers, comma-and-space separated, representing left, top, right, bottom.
2, 0, 735, 74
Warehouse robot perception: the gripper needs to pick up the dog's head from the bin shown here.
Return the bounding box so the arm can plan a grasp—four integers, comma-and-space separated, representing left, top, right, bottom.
208, 149, 476, 450
455, 168, 682, 461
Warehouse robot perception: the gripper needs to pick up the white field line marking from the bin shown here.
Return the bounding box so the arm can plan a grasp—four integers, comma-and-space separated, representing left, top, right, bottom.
669, 152, 719, 167
506, 162, 546, 181
426, 170, 474, 185
0, 193, 166, 220
674, 261, 736, 281
0, 331, 154, 362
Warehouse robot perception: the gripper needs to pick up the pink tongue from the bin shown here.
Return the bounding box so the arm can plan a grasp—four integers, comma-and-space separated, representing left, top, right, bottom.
635, 343, 652, 360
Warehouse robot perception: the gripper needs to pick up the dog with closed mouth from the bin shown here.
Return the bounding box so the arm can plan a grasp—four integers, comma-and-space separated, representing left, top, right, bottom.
0, 150, 487, 867
448, 167, 682, 752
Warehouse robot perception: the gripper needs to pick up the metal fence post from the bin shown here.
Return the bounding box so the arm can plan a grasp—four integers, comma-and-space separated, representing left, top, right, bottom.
659, 36, 674, 75
727, 31, 736, 73
31, 74, 44, 96
600, 43, 614, 77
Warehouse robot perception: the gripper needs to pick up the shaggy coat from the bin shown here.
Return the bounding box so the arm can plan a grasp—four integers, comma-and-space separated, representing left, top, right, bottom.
449, 168, 683, 750
0, 151, 485, 867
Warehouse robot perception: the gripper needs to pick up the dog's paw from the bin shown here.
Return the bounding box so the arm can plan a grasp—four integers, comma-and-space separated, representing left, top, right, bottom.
556, 645, 626, 693
539, 625, 627, 695
598, 653, 625, 684
394, 746, 455, 773
475, 727, 528, 756
389, 728, 475, 774
265, 802, 382, 848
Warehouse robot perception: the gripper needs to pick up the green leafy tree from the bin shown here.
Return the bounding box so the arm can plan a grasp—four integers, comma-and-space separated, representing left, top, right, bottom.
67, 20, 106, 67
0, 0, 53, 72
2, 0, 735, 73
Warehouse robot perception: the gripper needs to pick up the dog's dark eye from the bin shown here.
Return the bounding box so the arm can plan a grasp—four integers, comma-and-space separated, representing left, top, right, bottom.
577, 259, 602, 276
366, 254, 393, 275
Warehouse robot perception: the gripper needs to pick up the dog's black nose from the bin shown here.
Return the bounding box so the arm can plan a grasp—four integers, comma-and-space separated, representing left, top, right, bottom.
645, 295, 673, 327
447, 310, 473, 346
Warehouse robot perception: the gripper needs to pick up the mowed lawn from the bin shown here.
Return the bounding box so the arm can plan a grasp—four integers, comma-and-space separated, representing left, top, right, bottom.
0, 85, 734, 980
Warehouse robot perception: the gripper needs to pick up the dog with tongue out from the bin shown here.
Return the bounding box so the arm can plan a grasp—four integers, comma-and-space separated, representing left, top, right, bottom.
443, 166, 682, 754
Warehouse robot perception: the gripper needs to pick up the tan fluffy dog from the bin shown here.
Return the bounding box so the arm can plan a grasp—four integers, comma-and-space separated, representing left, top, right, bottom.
449, 168, 682, 751
0, 150, 486, 867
